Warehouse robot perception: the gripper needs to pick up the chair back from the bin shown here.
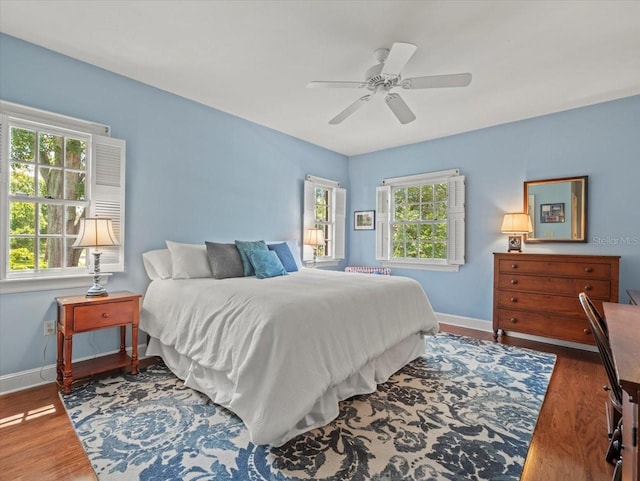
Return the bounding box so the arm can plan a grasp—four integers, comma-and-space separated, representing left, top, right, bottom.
579, 292, 623, 409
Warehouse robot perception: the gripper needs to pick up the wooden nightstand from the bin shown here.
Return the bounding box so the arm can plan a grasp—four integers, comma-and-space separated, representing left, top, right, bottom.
55, 290, 142, 394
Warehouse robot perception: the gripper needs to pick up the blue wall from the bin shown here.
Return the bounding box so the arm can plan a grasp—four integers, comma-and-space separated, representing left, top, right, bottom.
349, 95, 640, 320
0, 34, 348, 377
1, 33, 639, 381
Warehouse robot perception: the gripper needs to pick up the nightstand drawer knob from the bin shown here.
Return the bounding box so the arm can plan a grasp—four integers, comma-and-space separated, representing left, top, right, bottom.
511, 264, 518, 269
510, 297, 517, 303
584, 267, 593, 273
584, 285, 592, 291
584, 328, 591, 335
510, 279, 518, 284
102, 312, 111, 318
510, 317, 518, 324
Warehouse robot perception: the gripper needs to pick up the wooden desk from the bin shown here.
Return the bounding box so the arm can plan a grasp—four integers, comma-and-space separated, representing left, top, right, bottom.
604, 302, 640, 481
628, 290, 640, 306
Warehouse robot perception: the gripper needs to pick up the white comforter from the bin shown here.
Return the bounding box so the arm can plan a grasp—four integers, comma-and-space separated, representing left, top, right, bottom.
140, 268, 438, 445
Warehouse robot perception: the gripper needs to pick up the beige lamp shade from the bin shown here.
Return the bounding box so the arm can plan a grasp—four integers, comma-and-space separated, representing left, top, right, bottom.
304, 228, 324, 246
72, 217, 119, 247
501, 213, 533, 234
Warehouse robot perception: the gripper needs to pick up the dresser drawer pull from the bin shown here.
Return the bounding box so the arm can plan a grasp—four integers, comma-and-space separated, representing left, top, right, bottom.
510, 317, 518, 324
511, 264, 518, 269
584, 267, 593, 273
510, 279, 518, 285
102, 312, 111, 318
510, 297, 517, 303
584, 285, 592, 291
584, 328, 592, 335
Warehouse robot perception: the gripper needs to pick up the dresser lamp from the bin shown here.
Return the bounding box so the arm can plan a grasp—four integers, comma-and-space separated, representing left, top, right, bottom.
501, 213, 533, 252
72, 217, 119, 297
304, 228, 325, 267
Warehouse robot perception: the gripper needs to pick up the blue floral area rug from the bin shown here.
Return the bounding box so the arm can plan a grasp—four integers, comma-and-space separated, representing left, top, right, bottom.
61, 333, 556, 481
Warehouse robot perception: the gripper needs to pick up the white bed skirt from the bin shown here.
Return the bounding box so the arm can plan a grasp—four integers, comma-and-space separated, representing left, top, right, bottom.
146, 333, 426, 446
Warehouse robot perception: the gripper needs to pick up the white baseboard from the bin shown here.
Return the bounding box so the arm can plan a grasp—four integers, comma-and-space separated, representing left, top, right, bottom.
436, 312, 597, 353
0, 343, 149, 396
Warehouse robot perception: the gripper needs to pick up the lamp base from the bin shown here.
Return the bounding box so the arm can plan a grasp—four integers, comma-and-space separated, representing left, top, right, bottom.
507, 235, 523, 252
85, 282, 108, 297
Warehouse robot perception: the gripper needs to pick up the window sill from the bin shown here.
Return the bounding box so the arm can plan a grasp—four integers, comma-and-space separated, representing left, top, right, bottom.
303, 260, 340, 268
380, 261, 460, 272
0, 273, 111, 294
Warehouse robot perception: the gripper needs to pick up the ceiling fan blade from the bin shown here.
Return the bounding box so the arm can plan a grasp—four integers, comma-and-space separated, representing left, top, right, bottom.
385, 93, 416, 124
307, 81, 367, 89
382, 42, 417, 76
401, 73, 472, 89
329, 94, 373, 124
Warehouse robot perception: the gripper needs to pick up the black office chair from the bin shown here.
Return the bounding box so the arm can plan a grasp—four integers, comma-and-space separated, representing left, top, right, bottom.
579, 292, 623, 472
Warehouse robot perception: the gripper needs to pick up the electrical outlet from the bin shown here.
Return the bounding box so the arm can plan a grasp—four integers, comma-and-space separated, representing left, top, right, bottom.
44, 320, 56, 336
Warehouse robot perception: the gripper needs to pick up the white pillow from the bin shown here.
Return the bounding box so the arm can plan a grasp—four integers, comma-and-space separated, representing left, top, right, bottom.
166, 241, 212, 279
142, 249, 172, 280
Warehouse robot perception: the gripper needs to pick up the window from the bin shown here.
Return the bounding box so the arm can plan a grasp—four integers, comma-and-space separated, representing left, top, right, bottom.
0, 101, 126, 292
303, 175, 346, 266
376, 169, 465, 272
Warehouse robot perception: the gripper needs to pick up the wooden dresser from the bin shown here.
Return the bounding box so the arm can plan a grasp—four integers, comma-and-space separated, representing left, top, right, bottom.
493, 253, 620, 344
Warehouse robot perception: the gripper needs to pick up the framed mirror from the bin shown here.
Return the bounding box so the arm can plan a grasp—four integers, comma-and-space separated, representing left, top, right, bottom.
524, 175, 588, 242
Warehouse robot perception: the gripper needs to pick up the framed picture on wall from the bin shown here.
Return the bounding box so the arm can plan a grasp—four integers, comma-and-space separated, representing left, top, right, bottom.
354, 210, 375, 230
540, 203, 565, 223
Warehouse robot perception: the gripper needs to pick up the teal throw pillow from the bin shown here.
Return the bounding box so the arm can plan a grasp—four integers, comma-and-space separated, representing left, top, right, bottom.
235, 240, 269, 276
248, 250, 288, 279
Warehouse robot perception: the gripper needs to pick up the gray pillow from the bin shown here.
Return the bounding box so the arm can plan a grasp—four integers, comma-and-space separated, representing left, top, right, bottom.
205, 242, 245, 279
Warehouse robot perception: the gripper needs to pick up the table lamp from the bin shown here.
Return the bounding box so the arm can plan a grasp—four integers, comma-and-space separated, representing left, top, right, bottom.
304, 228, 324, 266
501, 213, 532, 252
72, 217, 119, 297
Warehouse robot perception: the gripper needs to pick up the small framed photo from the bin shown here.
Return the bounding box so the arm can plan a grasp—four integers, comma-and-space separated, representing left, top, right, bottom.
540, 203, 565, 223
354, 210, 375, 230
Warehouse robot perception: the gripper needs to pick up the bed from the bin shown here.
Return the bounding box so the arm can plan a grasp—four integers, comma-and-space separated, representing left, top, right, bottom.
140, 244, 439, 446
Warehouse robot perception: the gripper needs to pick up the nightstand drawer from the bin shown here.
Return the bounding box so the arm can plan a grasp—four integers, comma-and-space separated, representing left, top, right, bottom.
74, 300, 136, 332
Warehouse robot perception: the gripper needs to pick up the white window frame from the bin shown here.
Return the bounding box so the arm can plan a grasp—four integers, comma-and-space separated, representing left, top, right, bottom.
303, 174, 346, 267
376, 169, 465, 272
0, 101, 126, 293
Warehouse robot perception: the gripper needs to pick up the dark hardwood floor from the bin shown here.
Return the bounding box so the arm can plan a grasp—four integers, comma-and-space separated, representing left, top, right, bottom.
0, 324, 613, 481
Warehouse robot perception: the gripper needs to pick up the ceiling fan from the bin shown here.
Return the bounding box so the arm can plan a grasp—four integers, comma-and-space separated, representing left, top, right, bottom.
307, 42, 472, 125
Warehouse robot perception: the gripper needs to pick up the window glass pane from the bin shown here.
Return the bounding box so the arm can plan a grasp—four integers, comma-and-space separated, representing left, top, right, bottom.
419, 242, 433, 258
65, 138, 87, 169
434, 242, 447, 259
39, 133, 63, 166
435, 183, 448, 202
406, 241, 418, 258
39, 167, 64, 199
435, 202, 447, 220
39, 204, 64, 235
65, 171, 86, 200
10, 127, 36, 162
407, 205, 420, 221
10, 238, 35, 271
421, 203, 434, 220
10, 201, 36, 235
420, 224, 432, 240
407, 186, 420, 203
39, 238, 63, 269
434, 223, 447, 240
395, 204, 407, 221
392, 241, 405, 258
394, 188, 406, 205
66, 238, 87, 268
10, 163, 35, 196
420, 184, 433, 203
406, 224, 418, 241
65, 206, 86, 235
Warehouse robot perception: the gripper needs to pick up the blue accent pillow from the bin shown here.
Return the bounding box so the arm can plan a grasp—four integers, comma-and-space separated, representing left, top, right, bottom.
268, 242, 299, 272
248, 250, 288, 279
235, 240, 269, 276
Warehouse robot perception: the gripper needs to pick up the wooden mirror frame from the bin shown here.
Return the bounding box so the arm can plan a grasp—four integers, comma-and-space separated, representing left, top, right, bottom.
524, 175, 588, 243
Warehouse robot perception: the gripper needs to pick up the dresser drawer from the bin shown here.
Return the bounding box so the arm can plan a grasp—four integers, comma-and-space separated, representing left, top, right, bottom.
496, 291, 605, 319
498, 274, 611, 298
73, 299, 136, 332
495, 309, 595, 345
499, 259, 611, 279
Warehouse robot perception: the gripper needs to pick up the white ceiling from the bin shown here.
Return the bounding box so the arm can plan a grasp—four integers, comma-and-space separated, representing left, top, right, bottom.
1, 1, 639, 156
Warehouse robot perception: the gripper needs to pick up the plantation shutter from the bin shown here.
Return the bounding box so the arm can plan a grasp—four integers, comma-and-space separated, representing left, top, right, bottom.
91, 135, 126, 272
302, 180, 316, 262
447, 175, 465, 265
375, 186, 391, 260
0, 115, 7, 276
333, 187, 346, 259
